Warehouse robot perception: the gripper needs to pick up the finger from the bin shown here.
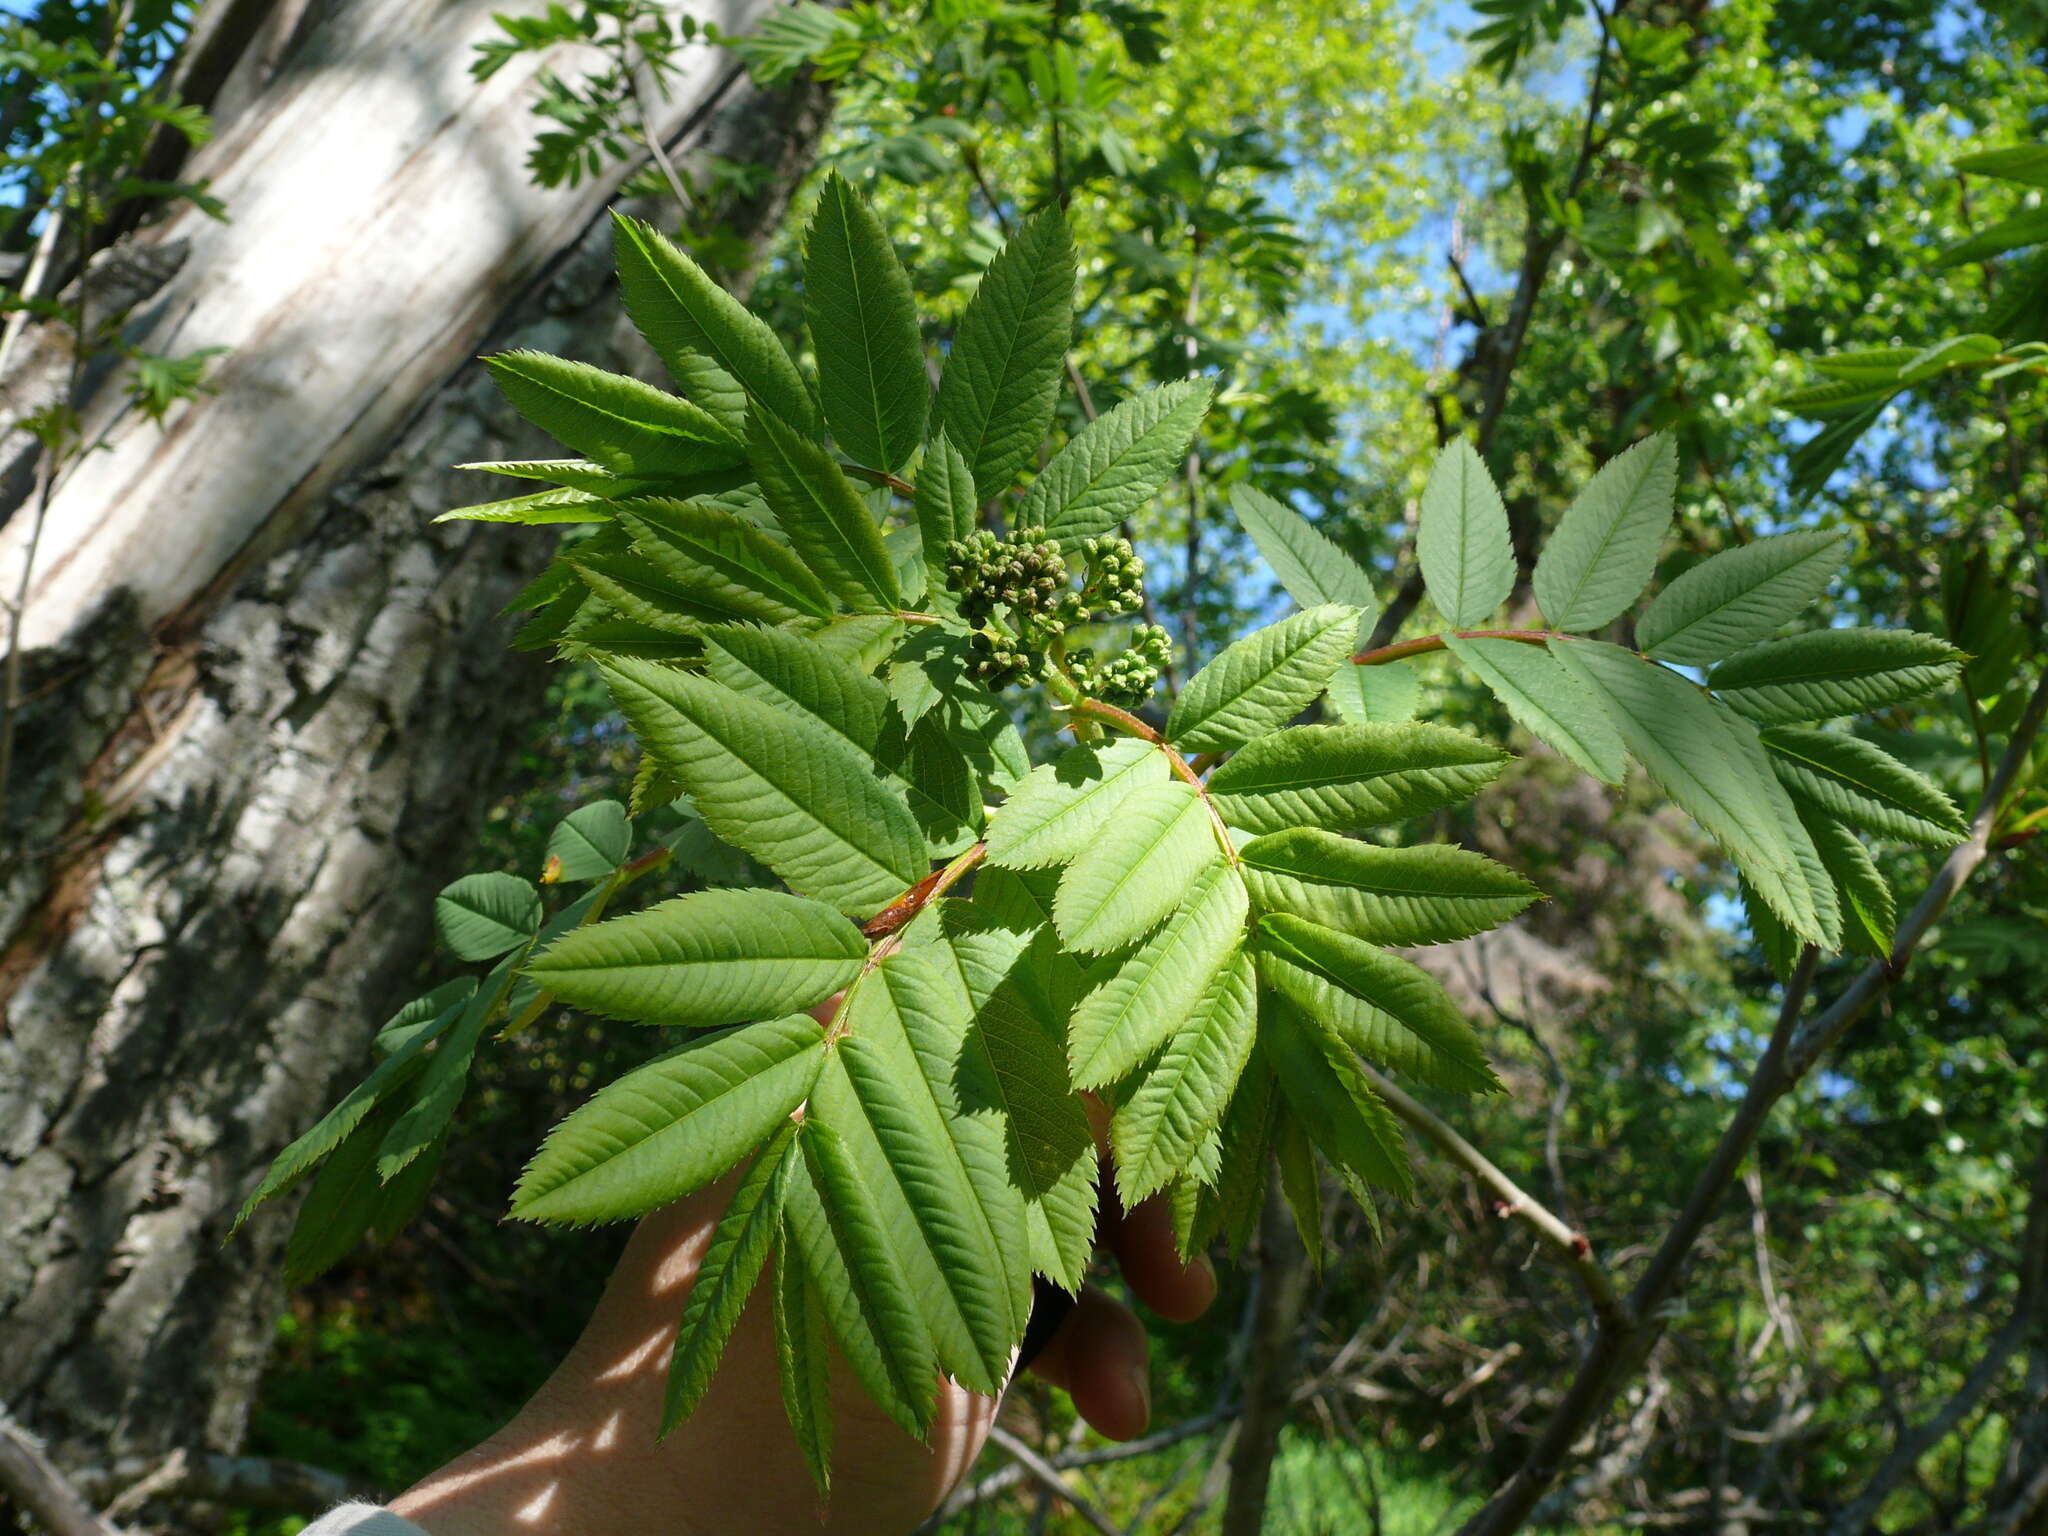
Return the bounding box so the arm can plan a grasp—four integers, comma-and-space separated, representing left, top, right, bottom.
1025, 1285, 1151, 1441
1111, 1194, 1217, 1324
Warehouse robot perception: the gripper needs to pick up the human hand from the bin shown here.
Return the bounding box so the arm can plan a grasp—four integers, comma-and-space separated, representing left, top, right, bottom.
390, 1105, 1215, 1536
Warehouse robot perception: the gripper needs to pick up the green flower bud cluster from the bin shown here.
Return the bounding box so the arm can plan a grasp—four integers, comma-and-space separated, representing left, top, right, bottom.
944, 526, 1156, 695
1068, 624, 1174, 707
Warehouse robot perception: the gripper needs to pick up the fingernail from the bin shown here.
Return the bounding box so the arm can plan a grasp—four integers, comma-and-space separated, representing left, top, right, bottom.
1123, 1361, 1151, 1429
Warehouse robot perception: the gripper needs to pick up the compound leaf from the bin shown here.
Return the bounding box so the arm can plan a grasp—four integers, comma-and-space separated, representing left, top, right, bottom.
773, 1232, 836, 1498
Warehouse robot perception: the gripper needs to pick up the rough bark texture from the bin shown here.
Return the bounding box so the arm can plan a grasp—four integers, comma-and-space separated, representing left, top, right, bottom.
0, 4, 828, 1509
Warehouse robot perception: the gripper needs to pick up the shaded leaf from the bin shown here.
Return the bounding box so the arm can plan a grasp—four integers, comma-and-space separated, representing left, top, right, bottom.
435, 872, 542, 961
1239, 826, 1539, 946
1416, 440, 1513, 628
1761, 726, 1968, 847
1443, 634, 1627, 783
1709, 629, 1964, 724
1636, 529, 1848, 664
1230, 485, 1378, 620
749, 407, 903, 611
1262, 991, 1412, 1199
1112, 948, 1257, 1204
1532, 434, 1677, 632
545, 800, 631, 882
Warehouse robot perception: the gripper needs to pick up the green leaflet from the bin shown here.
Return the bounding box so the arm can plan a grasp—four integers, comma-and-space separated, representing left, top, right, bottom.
234, 1002, 456, 1229
937, 207, 1075, 499
1938, 210, 2048, 266
373, 979, 476, 1057
283, 1092, 439, 1287
701, 624, 975, 844
1531, 434, 1677, 632
773, 1230, 836, 1498
972, 866, 1097, 1023
986, 735, 1171, 869
902, 904, 1096, 1291
703, 622, 890, 753
914, 432, 979, 598
435, 486, 612, 525
434, 871, 541, 961
1443, 634, 1627, 784
1167, 605, 1363, 753
1067, 860, 1250, 1089
544, 800, 631, 882
1708, 628, 1965, 724
664, 1124, 797, 1433
1760, 725, 1969, 847
521, 889, 866, 1027
374, 956, 516, 1179
1017, 378, 1214, 543
1273, 1103, 1325, 1264
1254, 914, 1500, 1094
1797, 802, 1895, 958
810, 964, 1023, 1396
1261, 991, 1412, 1199
1416, 439, 1514, 628
1210, 1060, 1281, 1257
510, 1014, 824, 1225
748, 407, 904, 611
1636, 529, 1848, 664
1325, 658, 1420, 724
612, 212, 817, 437
1052, 779, 1222, 953
1551, 639, 1841, 947
1111, 948, 1257, 1205
572, 545, 768, 634
1207, 722, 1508, 836
788, 1120, 936, 1439
804, 171, 928, 472
622, 501, 835, 623
1238, 826, 1540, 946
1230, 485, 1379, 621
1955, 143, 2048, 186
486, 350, 742, 478
602, 657, 927, 916
454, 457, 634, 494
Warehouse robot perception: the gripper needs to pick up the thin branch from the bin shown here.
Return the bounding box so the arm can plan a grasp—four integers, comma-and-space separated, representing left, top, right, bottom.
984, 1426, 1129, 1536
1361, 1064, 1623, 1330
1455, 665, 2048, 1536
1352, 629, 1559, 667
0, 1410, 122, 1536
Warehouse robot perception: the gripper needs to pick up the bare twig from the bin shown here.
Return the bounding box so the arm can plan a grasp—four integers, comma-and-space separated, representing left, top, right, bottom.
0, 1410, 123, 1536
1361, 1064, 1622, 1329
985, 1426, 1129, 1536
1455, 666, 2048, 1535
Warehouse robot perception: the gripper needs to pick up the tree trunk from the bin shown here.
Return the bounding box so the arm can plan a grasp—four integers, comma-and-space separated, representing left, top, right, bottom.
0, 0, 826, 1496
